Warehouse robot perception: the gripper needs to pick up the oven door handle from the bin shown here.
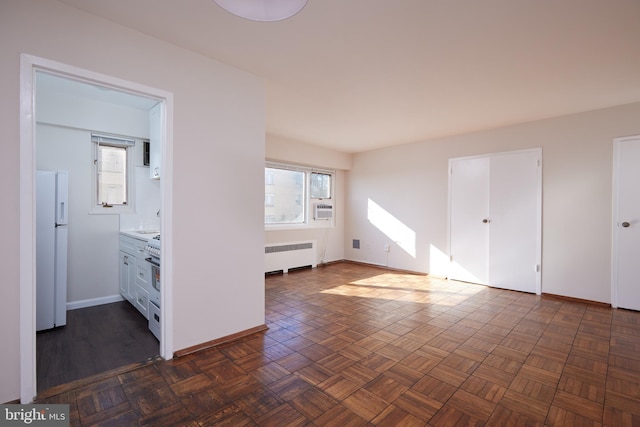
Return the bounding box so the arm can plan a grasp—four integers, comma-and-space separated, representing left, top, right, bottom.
145, 257, 160, 267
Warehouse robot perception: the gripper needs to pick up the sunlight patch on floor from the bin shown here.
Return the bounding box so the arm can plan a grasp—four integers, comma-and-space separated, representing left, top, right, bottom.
320, 272, 486, 305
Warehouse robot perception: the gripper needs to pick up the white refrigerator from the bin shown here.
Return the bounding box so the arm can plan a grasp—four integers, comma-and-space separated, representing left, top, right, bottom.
36, 170, 69, 331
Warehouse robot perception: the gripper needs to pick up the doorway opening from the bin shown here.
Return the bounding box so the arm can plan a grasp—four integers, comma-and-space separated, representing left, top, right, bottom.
20, 54, 174, 403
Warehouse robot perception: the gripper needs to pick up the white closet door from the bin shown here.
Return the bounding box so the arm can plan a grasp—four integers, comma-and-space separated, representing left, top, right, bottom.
449, 149, 541, 294
613, 136, 640, 310
449, 156, 490, 285
489, 151, 540, 293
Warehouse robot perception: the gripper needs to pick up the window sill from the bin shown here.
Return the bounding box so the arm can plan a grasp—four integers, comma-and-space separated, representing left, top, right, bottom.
89, 205, 134, 215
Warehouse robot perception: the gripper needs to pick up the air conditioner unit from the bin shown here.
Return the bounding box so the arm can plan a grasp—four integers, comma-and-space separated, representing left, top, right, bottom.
314, 203, 333, 220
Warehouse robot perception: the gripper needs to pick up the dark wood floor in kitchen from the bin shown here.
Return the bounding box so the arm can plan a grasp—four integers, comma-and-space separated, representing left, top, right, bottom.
36, 262, 640, 426
37, 301, 159, 391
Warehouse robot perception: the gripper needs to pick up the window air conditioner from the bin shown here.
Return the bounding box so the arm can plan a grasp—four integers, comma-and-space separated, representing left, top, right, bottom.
314, 203, 333, 220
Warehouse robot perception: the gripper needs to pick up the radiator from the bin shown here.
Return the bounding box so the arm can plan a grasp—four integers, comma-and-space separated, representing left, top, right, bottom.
265, 240, 317, 274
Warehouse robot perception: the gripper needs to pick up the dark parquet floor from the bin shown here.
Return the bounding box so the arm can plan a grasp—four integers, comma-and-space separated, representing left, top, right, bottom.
36, 262, 640, 426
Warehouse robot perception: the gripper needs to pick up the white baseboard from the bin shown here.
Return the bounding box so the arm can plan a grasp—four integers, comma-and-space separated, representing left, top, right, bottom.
67, 294, 125, 311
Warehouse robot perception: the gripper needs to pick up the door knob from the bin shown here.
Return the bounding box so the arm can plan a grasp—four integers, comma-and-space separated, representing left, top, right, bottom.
482, 219, 490, 224
622, 221, 630, 228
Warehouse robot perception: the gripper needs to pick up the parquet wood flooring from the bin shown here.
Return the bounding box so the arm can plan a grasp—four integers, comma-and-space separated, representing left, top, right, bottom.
35, 262, 640, 426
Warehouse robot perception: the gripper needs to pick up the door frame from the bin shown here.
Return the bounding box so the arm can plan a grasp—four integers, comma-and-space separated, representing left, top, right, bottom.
447, 147, 542, 294
19, 54, 175, 403
611, 135, 640, 308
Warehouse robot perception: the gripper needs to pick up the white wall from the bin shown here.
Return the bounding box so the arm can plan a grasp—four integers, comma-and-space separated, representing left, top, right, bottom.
36, 86, 151, 138
267, 134, 352, 171
266, 135, 351, 264
37, 124, 117, 303
1, 0, 265, 403
346, 102, 640, 304
37, 90, 160, 305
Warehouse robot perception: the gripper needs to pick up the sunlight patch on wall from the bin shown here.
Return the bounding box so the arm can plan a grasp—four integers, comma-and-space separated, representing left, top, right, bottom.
429, 244, 450, 278
367, 198, 416, 258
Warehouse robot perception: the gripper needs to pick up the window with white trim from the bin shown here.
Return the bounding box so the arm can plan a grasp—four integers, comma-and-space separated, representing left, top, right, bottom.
310, 172, 332, 199
265, 162, 334, 226
91, 134, 135, 213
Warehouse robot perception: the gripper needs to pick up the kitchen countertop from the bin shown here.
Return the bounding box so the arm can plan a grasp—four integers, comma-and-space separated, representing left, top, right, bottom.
120, 230, 160, 241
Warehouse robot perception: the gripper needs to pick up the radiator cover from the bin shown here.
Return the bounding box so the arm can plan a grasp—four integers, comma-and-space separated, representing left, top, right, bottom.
265, 240, 317, 273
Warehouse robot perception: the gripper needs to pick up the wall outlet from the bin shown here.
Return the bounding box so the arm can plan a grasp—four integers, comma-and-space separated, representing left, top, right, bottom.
384, 244, 390, 252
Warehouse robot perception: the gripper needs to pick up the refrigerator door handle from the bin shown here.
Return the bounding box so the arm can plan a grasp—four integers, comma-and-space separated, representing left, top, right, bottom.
55, 170, 69, 225
58, 201, 66, 224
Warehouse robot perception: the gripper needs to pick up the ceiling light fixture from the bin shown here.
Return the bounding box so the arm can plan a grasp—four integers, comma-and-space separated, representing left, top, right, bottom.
213, 0, 308, 22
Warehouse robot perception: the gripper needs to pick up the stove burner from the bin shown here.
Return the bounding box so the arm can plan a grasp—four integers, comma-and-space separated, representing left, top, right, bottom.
145, 235, 161, 260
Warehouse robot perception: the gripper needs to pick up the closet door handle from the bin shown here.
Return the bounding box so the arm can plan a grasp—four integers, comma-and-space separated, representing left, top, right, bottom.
482, 219, 490, 224
622, 221, 630, 228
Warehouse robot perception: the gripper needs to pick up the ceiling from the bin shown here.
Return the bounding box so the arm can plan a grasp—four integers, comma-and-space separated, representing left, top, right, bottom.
36, 72, 160, 111
56, 0, 640, 153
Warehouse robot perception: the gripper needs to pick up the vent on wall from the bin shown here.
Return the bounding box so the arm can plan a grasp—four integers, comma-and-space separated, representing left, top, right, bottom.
314, 203, 333, 220
265, 240, 317, 274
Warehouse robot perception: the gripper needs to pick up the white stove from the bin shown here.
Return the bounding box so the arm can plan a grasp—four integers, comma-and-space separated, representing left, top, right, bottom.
144, 235, 160, 261
145, 234, 161, 340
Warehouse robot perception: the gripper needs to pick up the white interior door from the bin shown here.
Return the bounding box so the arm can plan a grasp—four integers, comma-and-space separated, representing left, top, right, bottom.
449, 149, 541, 293
489, 151, 540, 293
449, 157, 490, 284
613, 136, 640, 310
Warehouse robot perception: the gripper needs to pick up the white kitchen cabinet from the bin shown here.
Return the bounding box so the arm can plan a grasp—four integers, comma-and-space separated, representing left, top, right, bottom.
135, 260, 150, 289
149, 102, 161, 179
134, 259, 151, 319
119, 251, 136, 304
119, 233, 152, 318
135, 284, 150, 319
